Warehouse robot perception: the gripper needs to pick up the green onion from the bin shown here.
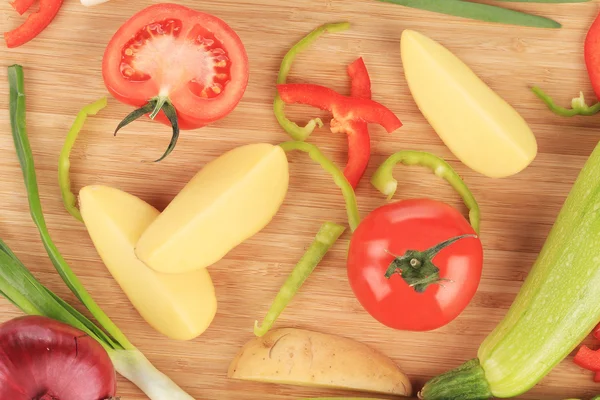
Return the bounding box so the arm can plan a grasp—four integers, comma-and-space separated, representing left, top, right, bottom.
7, 64, 196, 400
375, 0, 561, 28
497, 0, 588, 3
59, 97, 107, 222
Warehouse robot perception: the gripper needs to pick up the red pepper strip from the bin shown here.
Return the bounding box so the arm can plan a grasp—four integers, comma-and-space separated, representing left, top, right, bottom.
343, 57, 372, 188
596, 371, 600, 383
574, 345, 600, 371
11, 0, 36, 15
585, 11, 600, 100
4, 0, 64, 48
594, 323, 600, 341
277, 83, 402, 134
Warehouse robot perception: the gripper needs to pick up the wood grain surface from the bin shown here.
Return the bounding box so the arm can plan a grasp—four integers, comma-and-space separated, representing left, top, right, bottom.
1, 1, 600, 399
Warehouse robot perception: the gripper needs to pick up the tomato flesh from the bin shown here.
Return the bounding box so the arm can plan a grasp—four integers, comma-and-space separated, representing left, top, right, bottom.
103, 4, 248, 129
347, 199, 484, 331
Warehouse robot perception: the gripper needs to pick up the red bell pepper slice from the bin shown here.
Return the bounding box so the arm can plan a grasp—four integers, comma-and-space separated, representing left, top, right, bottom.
574, 345, 600, 371
11, 0, 36, 15
594, 323, 600, 341
585, 11, 600, 100
343, 57, 372, 188
595, 371, 600, 383
276, 83, 402, 134
4, 0, 64, 48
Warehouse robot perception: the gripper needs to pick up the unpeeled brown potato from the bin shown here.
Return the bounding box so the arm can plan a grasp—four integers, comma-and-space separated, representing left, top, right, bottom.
228, 328, 412, 396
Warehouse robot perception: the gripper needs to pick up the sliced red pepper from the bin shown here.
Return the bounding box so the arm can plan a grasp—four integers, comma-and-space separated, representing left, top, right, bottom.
343, 57, 372, 188
4, 0, 63, 48
277, 83, 402, 134
594, 323, 600, 341
595, 371, 600, 383
11, 0, 36, 15
574, 345, 600, 371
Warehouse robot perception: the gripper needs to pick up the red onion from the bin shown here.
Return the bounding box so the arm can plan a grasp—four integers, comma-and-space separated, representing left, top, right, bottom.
0, 315, 117, 400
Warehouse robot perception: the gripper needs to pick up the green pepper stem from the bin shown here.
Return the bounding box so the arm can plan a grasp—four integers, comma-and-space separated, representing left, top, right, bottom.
254, 222, 345, 337
279, 141, 360, 232
371, 151, 480, 234
532, 86, 600, 117
58, 97, 107, 222
274, 22, 350, 141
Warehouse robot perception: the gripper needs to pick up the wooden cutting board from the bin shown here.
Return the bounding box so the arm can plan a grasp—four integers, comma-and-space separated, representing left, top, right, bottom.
1, 1, 599, 399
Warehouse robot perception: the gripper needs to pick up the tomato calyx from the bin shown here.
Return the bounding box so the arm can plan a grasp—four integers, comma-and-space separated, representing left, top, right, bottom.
385, 234, 477, 293
114, 96, 179, 162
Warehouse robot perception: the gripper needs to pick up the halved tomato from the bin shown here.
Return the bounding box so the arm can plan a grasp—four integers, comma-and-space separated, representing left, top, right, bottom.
102, 3, 249, 160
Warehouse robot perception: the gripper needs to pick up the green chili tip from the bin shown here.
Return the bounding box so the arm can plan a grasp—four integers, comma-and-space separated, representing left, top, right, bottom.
254, 221, 345, 337
59, 97, 108, 222
532, 86, 600, 117
279, 141, 360, 232
371, 150, 481, 234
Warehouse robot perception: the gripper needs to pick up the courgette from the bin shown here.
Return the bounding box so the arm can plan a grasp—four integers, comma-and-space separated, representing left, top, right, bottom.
420, 142, 600, 399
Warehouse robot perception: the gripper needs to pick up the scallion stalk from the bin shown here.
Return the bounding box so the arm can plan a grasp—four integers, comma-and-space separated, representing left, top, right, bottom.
7, 64, 196, 399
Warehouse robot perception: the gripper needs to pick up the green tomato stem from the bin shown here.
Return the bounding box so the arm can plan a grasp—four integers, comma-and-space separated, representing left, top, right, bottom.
279, 141, 360, 232
371, 150, 480, 234
59, 97, 107, 222
274, 22, 350, 141
254, 221, 345, 337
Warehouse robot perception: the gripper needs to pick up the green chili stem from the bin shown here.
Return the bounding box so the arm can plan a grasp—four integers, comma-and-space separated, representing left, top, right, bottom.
8, 64, 134, 350
254, 222, 345, 337
532, 87, 600, 117
275, 22, 350, 141
372, 150, 480, 234
59, 97, 107, 222
279, 141, 360, 232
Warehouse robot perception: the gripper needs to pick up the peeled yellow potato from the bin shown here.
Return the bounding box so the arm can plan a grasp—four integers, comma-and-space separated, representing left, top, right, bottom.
401, 29, 537, 178
79, 185, 217, 341
228, 328, 412, 397
135, 143, 289, 274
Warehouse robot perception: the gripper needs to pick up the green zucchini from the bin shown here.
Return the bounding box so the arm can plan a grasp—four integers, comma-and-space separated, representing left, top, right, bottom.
420, 142, 600, 399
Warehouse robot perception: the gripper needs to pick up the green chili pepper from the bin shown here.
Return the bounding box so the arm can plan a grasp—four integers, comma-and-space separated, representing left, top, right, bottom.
279, 141, 360, 232
376, 0, 561, 28
254, 221, 345, 337
59, 97, 107, 222
372, 150, 480, 234
274, 22, 350, 141
532, 86, 600, 117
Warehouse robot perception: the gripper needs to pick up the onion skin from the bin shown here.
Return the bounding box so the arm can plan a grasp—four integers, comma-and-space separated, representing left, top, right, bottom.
0, 315, 117, 400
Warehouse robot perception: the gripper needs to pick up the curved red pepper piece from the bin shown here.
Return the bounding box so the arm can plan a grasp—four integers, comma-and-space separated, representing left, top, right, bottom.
11, 0, 36, 15
344, 57, 372, 188
276, 83, 402, 134
574, 345, 600, 371
4, 0, 64, 48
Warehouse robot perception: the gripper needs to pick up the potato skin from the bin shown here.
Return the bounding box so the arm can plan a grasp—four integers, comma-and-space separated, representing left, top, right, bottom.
228, 328, 412, 396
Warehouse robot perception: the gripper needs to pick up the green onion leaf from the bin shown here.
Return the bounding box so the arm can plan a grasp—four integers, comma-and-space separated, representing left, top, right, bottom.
8, 64, 133, 350
376, 0, 561, 28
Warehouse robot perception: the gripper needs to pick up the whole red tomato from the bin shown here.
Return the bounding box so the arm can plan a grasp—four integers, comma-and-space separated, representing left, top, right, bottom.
347, 198, 483, 331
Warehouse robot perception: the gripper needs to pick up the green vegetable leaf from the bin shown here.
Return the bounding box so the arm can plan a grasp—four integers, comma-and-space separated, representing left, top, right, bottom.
8, 64, 133, 350
376, 0, 561, 28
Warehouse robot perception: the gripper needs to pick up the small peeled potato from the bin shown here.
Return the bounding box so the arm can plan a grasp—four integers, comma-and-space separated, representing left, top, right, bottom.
228, 328, 412, 396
